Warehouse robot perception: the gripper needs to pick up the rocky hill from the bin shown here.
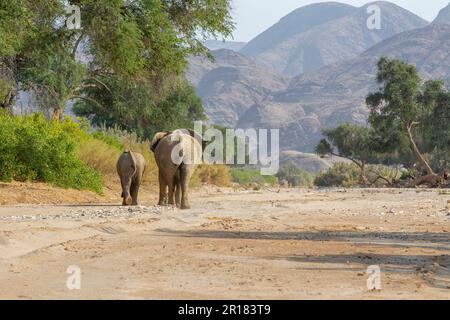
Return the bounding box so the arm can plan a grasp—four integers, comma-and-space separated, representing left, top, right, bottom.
204, 40, 247, 52
238, 24, 450, 152
188, 49, 288, 127
240, 1, 428, 76
186, 3, 450, 167
433, 2, 450, 24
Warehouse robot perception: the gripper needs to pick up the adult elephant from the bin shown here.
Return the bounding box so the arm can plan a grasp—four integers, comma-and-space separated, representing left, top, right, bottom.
151, 130, 202, 209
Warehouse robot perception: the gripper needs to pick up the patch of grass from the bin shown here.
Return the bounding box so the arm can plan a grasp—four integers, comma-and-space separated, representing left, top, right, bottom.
230, 168, 277, 187
87, 126, 158, 186
77, 138, 122, 177
191, 164, 231, 187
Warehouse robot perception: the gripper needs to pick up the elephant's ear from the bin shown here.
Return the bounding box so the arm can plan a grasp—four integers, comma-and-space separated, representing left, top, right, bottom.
151, 132, 169, 152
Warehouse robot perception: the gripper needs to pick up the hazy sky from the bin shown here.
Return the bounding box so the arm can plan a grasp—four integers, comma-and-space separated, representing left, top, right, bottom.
230, 0, 450, 42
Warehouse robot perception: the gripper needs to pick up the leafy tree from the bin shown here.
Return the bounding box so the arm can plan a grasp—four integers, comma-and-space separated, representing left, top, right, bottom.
0, 0, 35, 112
366, 57, 449, 186
1, 0, 234, 119
73, 77, 205, 139
421, 80, 450, 172
316, 123, 377, 184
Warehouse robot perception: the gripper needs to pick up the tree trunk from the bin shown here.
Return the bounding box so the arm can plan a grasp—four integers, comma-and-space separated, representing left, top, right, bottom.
407, 173, 444, 188
52, 107, 63, 121
359, 161, 368, 185
405, 122, 434, 175
0, 89, 16, 114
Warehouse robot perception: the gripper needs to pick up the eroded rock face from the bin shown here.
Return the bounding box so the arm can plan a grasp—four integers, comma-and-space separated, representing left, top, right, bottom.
188, 49, 288, 127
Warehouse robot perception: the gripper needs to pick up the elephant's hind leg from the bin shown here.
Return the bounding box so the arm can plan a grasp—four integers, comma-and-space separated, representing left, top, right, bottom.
167, 180, 176, 206
180, 164, 192, 209
120, 175, 133, 206
130, 177, 141, 206
174, 171, 181, 208
158, 171, 168, 206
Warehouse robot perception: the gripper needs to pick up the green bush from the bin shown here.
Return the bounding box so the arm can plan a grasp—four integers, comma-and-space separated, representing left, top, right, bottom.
276, 164, 314, 187
90, 130, 123, 151
0, 112, 102, 193
231, 168, 277, 186
314, 163, 360, 188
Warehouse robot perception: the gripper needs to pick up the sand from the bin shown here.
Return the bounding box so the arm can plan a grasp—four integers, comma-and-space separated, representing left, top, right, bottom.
0, 186, 449, 299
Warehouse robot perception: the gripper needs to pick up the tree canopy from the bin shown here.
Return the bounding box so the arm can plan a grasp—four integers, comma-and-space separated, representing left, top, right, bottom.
316, 123, 378, 183
1, 0, 234, 129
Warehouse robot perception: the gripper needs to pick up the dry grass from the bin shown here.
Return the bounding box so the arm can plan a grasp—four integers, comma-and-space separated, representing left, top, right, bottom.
191, 164, 231, 187
77, 139, 121, 177
77, 130, 231, 190
77, 133, 158, 187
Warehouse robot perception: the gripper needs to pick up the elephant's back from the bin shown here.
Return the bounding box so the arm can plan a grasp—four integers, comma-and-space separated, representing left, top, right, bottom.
133, 152, 146, 168
156, 132, 202, 165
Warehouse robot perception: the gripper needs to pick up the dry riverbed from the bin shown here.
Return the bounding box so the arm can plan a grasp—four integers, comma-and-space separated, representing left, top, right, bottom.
0, 187, 449, 299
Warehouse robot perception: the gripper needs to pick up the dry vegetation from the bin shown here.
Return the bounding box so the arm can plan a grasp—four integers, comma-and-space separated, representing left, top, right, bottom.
77, 127, 231, 191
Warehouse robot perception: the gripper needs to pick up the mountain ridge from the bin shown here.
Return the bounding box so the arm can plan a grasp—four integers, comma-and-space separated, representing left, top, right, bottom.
433, 2, 450, 24
239, 24, 450, 152
239, 1, 428, 76
186, 2, 450, 156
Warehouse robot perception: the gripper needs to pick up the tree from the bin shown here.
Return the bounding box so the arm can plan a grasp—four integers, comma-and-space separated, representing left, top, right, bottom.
316, 123, 377, 184
421, 80, 450, 173
366, 57, 449, 187
73, 77, 205, 139
1, 0, 234, 118
0, 0, 35, 113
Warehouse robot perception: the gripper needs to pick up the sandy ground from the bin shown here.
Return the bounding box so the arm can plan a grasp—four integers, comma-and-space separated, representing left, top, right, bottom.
0, 186, 449, 300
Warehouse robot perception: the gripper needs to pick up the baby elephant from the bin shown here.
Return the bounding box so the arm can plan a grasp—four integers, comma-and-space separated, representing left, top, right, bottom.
116, 150, 146, 206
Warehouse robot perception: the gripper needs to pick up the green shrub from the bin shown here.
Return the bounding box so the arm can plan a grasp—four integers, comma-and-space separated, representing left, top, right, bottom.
314, 163, 360, 188
90, 131, 123, 151
0, 112, 102, 193
231, 168, 277, 186
276, 164, 314, 187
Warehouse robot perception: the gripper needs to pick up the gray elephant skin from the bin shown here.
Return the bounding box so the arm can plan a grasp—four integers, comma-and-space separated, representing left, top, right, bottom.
151, 130, 202, 209
116, 150, 146, 206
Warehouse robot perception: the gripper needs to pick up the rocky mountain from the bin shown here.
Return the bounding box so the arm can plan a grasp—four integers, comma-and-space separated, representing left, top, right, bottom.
204, 40, 247, 52
240, 1, 428, 76
186, 2, 450, 168
433, 2, 450, 25
280, 151, 351, 173
238, 24, 450, 152
188, 49, 288, 127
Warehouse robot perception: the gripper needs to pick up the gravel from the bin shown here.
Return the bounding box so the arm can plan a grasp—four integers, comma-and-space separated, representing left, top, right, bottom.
0, 205, 164, 221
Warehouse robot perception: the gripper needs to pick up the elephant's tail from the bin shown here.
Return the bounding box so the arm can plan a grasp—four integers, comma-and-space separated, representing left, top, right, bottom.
124, 150, 138, 178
